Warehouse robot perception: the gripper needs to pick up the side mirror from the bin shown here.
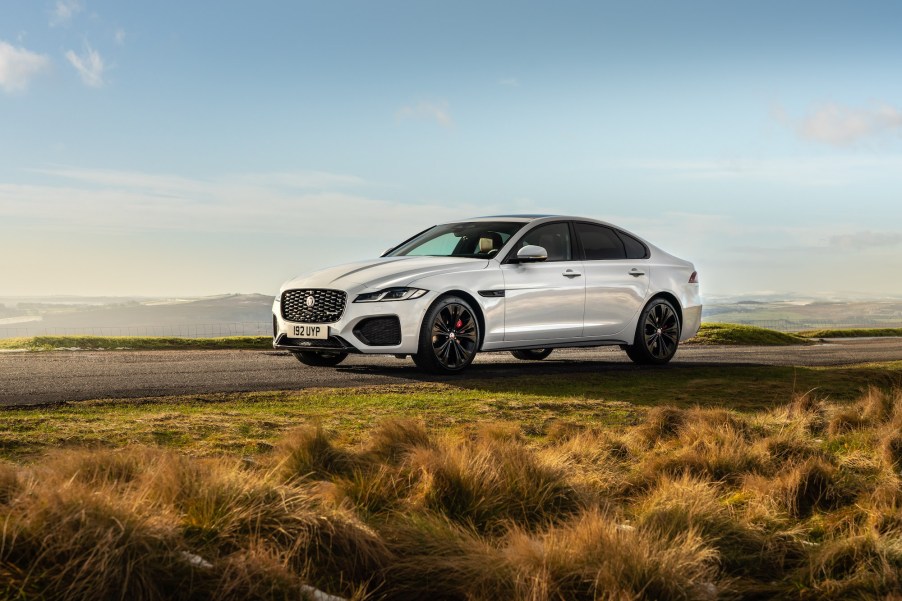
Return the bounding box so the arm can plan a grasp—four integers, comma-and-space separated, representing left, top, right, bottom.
515, 245, 548, 263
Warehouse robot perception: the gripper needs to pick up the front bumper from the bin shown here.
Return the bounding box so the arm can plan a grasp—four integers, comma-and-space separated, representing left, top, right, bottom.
272, 293, 433, 354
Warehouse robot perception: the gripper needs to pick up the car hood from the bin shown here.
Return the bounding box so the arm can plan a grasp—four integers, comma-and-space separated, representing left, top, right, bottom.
281, 256, 490, 292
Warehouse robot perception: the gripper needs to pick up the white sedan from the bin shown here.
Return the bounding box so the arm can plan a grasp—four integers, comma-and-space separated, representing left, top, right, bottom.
273, 215, 701, 374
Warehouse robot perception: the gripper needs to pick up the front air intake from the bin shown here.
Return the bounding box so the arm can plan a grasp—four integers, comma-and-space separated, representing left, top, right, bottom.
353, 316, 402, 346
281, 289, 347, 324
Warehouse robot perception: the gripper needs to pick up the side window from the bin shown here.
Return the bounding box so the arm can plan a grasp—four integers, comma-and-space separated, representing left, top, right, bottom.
575, 223, 626, 260
515, 223, 572, 262
617, 231, 649, 259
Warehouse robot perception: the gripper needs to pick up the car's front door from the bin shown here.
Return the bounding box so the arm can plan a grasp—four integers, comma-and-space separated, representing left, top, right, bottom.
501, 222, 586, 343
575, 222, 650, 338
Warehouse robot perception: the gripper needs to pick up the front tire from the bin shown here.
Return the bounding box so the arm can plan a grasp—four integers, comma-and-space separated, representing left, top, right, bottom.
624, 298, 681, 365
293, 351, 348, 367
413, 296, 480, 374
511, 348, 553, 361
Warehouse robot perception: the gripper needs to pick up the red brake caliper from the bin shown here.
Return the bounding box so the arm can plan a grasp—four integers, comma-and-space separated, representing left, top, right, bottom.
455, 319, 463, 329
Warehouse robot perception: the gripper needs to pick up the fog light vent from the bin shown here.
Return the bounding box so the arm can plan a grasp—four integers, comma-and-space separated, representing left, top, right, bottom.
354, 317, 402, 346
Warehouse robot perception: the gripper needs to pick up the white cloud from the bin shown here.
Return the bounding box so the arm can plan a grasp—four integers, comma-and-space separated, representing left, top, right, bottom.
50, 0, 82, 25
2, 167, 494, 238
827, 231, 902, 251
396, 101, 453, 127
0, 41, 50, 93
65, 44, 105, 87
612, 155, 902, 187
114, 28, 126, 45
775, 102, 902, 147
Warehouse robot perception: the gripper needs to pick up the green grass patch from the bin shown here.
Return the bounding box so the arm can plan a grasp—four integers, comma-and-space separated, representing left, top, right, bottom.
798, 327, 902, 338
691, 322, 809, 345
1, 362, 900, 461
0, 335, 271, 351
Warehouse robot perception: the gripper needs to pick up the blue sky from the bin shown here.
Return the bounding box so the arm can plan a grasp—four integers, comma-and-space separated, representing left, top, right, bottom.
2, 0, 901, 297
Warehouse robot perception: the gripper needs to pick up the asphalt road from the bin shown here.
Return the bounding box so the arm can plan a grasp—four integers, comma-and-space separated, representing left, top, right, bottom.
1, 338, 901, 406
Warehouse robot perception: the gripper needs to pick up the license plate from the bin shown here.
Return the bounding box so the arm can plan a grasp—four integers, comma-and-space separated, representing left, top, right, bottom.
289, 323, 329, 340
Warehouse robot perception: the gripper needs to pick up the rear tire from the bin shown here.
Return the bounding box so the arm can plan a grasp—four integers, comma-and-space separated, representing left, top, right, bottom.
624, 298, 681, 365
413, 296, 480, 374
510, 348, 553, 361
293, 351, 348, 367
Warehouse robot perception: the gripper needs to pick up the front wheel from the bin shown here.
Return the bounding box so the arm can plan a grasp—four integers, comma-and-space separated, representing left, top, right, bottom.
511, 349, 553, 361
293, 351, 348, 367
412, 296, 480, 374
624, 298, 681, 365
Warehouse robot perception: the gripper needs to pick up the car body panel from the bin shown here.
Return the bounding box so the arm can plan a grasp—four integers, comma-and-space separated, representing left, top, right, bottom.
273, 215, 702, 357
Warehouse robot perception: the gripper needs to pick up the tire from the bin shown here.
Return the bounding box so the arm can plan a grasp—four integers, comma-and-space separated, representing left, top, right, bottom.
412, 296, 480, 374
511, 348, 553, 361
624, 298, 681, 365
293, 351, 348, 367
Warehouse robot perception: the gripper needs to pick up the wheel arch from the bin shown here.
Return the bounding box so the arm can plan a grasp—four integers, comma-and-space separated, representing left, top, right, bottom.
646, 291, 683, 328
431, 289, 487, 350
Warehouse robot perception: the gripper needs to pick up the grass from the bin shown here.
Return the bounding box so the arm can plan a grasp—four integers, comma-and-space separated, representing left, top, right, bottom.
2, 363, 902, 460
0, 335, 272, 351
1, 378, 902, 598
690, 322, 810, 345
798, 327, 902, 339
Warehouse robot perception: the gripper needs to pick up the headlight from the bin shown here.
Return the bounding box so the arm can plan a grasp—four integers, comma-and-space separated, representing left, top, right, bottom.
354, 287, 428, 303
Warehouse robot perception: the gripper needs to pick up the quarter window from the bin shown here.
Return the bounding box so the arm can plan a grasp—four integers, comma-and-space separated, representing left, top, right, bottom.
617, 231, 649, 259
575, 223, 626, 260
514, 223, 572, 262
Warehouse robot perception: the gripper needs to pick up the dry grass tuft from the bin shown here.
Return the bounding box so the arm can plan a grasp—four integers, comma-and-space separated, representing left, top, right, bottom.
364, 418, 433, 464
409, 437, 582, 533
274, 425, 358, 481
2, 389, 902, 598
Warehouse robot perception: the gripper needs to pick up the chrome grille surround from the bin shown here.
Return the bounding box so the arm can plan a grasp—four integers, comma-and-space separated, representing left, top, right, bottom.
281, 289, 347, 324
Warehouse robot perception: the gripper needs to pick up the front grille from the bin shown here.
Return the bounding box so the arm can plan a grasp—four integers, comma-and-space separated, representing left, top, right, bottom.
281, 289, 347, 324
354, 316, 402, 346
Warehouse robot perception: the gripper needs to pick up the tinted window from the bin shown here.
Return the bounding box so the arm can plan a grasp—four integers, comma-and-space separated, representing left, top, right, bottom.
617, 231, 648, 259
575, 223, 626, 260
515, 223, 572, 262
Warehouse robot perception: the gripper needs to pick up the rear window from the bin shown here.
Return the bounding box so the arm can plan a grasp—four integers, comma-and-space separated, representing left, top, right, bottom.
575, 223, 626, 260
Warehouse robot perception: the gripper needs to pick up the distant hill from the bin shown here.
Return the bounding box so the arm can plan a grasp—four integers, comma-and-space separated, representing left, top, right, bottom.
0, 294, 274, 338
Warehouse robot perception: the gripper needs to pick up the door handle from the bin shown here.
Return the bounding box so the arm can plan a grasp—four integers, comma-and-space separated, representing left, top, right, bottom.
629, 268, 645, 277
562, 269, 582, 278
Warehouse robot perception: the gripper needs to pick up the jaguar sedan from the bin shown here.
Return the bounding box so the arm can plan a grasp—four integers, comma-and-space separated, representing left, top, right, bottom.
273, 215, 701, 374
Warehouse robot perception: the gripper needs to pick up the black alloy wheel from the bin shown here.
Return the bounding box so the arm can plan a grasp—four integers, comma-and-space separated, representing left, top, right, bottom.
413, 296, 480, 374
624, 298, 681, 365
294, 350, 348, 367
510, 348, 554, 361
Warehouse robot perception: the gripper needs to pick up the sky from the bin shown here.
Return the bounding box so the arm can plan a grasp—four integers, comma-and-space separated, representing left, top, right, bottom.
2, 0, 902, 298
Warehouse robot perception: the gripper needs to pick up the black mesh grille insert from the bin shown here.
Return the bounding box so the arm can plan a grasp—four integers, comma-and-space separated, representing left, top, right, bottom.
354, 317, 402, 346
281, 289, 347, 324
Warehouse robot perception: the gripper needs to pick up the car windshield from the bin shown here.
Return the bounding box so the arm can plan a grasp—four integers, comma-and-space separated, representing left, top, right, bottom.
387, 221, 526, 258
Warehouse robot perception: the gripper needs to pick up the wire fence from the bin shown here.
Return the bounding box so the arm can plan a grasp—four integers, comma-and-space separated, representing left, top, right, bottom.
0, 322, 272, 339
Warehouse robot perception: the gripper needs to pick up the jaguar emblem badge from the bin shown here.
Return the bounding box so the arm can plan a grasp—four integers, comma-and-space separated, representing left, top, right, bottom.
305, 295, 316, 309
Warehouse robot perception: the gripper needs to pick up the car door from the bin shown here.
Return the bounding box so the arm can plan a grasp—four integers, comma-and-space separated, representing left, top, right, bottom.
501, 221, 586, 343
575, 222, 650, 338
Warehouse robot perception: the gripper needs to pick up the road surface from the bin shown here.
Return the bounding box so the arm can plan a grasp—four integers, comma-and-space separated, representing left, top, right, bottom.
1, 338, 900, 406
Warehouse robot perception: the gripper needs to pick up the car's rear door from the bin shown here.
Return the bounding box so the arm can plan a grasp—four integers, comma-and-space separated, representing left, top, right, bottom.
501, 221, 586, 343
575, 222, 650, 338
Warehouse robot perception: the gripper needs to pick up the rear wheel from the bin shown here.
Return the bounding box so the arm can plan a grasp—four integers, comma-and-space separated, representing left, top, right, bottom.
624, 298, 681, 365
510, 348, 553, 361
413, 296, 480, 374
293, 351, 348, 367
